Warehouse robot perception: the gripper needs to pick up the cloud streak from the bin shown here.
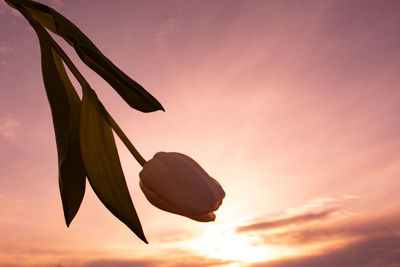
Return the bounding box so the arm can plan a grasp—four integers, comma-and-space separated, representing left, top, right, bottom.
252, 235, 400, 267
80, 255, 230, 267
83, 259, 155, 267
236, 207, 338, 233
260, 210, 400, 246
250, 210, 400, 266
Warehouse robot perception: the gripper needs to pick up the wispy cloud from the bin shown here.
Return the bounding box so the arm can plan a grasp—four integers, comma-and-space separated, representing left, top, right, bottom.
236, 195, 358, 234
236, 207, 338, 233
248, 210, 400, 267
0, 115, 19, 140
252, 236, 400, 267
261, 210, 400, 245
0, 44, 13, 55
83, 259, 155, 267
81, 255, 229, 267
156, 18, 178, 47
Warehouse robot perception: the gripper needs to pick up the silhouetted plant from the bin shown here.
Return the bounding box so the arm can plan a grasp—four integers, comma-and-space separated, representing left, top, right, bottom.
5, 0, 224, 244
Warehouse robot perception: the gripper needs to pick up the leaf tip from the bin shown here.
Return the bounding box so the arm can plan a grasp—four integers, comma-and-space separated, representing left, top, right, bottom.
63, 207, 74, 227
142, 236, 149, 244
145, 101, 165, 113
64, 216, 72, 227
127, 224, 148, 244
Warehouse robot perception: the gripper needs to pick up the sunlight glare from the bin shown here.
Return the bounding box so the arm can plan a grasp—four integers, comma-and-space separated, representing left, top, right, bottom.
181, 223, 281, 265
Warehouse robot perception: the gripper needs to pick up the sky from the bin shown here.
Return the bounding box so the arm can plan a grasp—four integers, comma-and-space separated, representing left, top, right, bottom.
1, 0, 400, 266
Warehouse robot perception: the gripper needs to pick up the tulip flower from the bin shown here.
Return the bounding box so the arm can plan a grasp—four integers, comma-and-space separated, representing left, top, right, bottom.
139, 152, 225, 222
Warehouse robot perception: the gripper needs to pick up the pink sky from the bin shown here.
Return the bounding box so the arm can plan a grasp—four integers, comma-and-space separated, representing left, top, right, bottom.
1, 0, 400, 266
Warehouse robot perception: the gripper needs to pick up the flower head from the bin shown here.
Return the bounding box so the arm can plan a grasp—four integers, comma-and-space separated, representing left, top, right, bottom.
139, 152, 225, 222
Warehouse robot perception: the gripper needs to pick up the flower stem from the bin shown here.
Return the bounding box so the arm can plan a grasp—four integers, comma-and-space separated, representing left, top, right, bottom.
43, 21, 148, 166
51, 42, 148, 166
49, 38, 90, 89
103, 109, 147, 167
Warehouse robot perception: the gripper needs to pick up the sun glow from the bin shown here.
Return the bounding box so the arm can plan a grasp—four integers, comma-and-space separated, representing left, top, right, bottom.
181, 223, 283, 266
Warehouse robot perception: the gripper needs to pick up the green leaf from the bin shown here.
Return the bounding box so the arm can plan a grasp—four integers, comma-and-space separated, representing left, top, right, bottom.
6, 0, 164, 113
10, 3, 86, 226
79, 88, 147, 243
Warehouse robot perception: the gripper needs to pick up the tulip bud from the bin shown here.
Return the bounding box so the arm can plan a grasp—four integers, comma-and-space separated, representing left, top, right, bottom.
139, 152, 225, 222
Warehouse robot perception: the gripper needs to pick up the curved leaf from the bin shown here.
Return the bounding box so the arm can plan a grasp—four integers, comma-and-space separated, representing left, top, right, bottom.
52, 48, 87, 227
79, 88, 147, 243
6, 0, 164, 113
10, 3, 86, 226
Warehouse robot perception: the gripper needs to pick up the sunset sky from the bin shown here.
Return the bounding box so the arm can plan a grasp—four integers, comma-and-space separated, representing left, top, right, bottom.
1, 0, 400, 266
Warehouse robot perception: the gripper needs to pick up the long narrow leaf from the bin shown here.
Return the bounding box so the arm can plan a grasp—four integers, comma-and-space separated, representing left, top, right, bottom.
10, 3, 86, 225
6, 0, 164, 113
79, 88, 147, 243
51, 48, 87, 226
